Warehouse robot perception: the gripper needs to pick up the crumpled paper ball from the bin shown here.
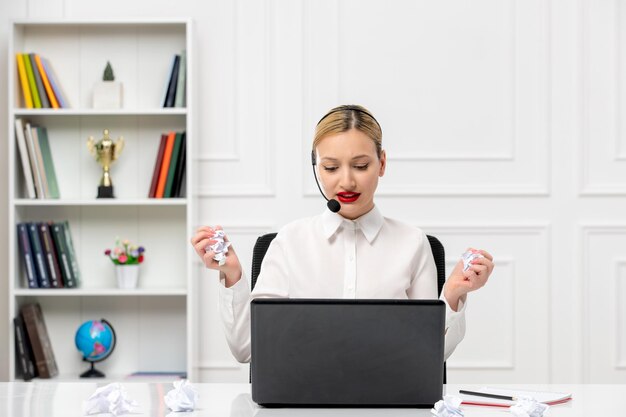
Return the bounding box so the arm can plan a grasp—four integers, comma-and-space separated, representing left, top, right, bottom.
510, 396, 550, 417
83, 382, 141, 416
431, 395, 464, 417
164, 379, 199, 412
206, 230, 231, 266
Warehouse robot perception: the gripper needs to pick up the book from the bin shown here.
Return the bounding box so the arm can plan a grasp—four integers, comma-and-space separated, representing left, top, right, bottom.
34, 54, 60, 109
31, 126, 50, 198
16, 54, 33, 108
36, 127, 60, 198
13, 315, 36, 381
29, 53, 50, 108
457, 387, 572, 407
24, 122, 44, 199
149, 134, 168, 198
50, 222, 76, 288
62, 220, 81, 288
22, 53, 41, 108
174, 50, 186, 108
164, 132, 183, 197
20, 303, 59, 378
171, 132, 186, 198
27, 223, 50, 288
41, 57, 68, 108
38, 223, 63, 288
14, 119, 36, 199
163, 54, 180, 108
17, 223, 38, 288
155, 131, 176, 198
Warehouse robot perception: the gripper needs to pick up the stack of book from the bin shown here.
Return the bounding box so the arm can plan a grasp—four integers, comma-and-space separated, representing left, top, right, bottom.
16, 221, 81, 289
15, 119, 60, 199
162, 50, 186, 108
149, 131, 186, 198
15, 52, 69, 109
14, 303, 58, 380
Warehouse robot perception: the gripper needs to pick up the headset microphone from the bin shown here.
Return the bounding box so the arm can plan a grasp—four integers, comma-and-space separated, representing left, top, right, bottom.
311, 151, 341, 213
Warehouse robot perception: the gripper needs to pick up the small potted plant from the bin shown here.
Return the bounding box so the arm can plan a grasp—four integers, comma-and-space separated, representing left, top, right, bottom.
93, 61, 123, 109
104, 238, 145, 289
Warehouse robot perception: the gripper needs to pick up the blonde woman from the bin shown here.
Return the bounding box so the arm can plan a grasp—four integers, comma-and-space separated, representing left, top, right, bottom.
191, 105, 495, 363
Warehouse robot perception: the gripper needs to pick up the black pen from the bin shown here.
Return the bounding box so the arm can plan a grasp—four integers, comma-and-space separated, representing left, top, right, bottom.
459, 390, 517, 401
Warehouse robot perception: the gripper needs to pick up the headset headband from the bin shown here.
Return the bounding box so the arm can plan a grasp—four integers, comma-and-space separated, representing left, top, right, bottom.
316, 105, 382, 132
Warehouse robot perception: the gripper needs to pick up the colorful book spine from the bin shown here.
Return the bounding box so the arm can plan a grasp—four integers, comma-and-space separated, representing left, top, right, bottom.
155, 132, 176, 198
14, 119, 36, 199
41, 58, 68, 108
51, 222, 76, 288
23, 54, 41, 108
39, 223, 63, 288
27, 223, 50, 288
164, 55, 180, 108
16, 54, 33, 108
174, 50, 186, 108
20, 303, 59, 378
62, 221, 81, 287
34, 54, 59, 109
31, 126, 50, 198
164, 132, 183, 198
17, 223, 38, 288
172, 132, 186, 198
29, 53, 50, 108
13, 315, 36, 380
149, 134, 168, 198
36, 127, 60, 199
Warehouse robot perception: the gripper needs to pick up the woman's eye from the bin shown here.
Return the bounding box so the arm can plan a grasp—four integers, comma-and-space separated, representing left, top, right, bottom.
354, 164, 369, 170
322, 166, 338, 172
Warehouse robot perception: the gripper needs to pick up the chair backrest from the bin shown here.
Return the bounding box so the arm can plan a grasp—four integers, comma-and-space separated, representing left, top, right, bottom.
250, 232, 447, 383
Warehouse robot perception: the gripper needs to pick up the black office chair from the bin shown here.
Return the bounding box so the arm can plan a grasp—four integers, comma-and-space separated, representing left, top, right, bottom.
250, 233, 447, 384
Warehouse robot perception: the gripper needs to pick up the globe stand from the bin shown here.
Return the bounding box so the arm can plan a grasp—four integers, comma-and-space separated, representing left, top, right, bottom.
80, 361, 106, 378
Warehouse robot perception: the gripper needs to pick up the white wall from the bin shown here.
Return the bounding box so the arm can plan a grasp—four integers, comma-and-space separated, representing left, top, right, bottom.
1, 0, 624, 383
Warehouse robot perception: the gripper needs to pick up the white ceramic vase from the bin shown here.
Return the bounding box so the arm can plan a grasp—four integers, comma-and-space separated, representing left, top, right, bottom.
93, 81, 123, 109
116, 264, 139, 289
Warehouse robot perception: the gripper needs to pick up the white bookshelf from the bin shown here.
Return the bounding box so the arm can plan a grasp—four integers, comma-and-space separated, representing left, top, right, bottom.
7, 20, 195, 382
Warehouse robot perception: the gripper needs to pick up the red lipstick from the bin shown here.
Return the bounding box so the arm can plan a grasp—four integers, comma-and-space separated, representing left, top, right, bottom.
337, 192, 360, 203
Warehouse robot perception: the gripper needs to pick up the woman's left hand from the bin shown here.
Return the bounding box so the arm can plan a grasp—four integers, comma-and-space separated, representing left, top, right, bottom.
444, 248, 494, 311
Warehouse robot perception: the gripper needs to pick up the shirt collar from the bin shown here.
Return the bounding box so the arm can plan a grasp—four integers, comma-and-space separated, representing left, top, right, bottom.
321, 205, 384, 243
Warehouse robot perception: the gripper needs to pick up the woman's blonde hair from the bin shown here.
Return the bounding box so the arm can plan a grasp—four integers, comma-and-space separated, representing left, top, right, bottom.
313, 105, 383, 158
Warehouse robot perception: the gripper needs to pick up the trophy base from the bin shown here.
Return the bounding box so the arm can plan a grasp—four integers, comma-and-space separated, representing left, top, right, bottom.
97, 186, 115, 198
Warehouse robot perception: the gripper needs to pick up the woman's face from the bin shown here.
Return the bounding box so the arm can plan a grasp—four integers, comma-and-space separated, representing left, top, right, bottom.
316, 128, 386, 220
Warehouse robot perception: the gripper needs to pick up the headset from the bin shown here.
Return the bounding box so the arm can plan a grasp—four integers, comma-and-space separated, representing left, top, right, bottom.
311, 105, 381, 213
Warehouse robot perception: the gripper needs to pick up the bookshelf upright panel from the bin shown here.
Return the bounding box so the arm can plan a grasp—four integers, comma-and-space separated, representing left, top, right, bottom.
8, 19, 194, 382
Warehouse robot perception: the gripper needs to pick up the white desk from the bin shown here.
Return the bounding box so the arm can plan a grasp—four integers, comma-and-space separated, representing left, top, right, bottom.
0, 382, 620, 416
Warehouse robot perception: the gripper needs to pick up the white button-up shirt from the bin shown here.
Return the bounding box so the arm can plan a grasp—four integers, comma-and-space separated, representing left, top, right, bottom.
219, 206, 466, 363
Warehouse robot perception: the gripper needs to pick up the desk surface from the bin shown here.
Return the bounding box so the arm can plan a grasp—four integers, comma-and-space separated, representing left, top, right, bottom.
0, 382, 620, 416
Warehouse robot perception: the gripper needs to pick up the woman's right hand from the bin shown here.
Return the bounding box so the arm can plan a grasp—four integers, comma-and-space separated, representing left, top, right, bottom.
191, 225, 242, 287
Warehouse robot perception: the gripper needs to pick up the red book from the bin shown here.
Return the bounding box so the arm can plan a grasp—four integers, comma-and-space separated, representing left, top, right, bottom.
155, 132, 176, 198
149, 134, 168, 198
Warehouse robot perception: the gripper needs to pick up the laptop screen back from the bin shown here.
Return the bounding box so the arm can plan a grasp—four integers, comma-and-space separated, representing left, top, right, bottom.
251, 299, 445, 407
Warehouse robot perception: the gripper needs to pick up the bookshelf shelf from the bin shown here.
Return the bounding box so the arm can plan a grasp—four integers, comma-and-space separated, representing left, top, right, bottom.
8, 19, 194, 382
14, 288, 187, 297
14, 198, 187, 206
14, 108, 188, 116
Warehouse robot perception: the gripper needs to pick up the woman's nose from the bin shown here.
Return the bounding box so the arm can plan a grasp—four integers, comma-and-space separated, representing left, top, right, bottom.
340, 167, 356, 189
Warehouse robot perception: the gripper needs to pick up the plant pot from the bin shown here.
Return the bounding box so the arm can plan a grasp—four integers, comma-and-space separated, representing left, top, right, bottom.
116, 264, 139, 289
93, 81, 123, 109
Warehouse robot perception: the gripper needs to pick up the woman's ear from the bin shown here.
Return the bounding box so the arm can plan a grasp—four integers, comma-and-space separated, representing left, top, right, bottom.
379, 150, 386, 177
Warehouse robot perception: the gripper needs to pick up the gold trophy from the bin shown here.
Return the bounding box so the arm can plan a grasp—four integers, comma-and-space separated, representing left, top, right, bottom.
87, 129, 125, 198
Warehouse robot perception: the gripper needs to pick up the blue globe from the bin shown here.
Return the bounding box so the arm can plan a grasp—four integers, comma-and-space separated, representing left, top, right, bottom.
75, 319, 115, 362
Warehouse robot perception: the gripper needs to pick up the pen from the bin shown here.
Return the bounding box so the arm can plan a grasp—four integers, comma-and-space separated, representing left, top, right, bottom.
459, 390, 517, 401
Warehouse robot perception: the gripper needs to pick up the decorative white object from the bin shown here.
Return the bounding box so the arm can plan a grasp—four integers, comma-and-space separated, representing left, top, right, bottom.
93, 81, 123, 109
116, 265, 139, 289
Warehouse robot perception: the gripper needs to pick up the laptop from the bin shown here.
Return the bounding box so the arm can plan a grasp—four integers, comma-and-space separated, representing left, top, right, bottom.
250, 299, 445, 407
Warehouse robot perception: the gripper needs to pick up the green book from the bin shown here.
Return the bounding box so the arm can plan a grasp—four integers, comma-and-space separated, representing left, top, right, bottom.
22, 54, 41, 108
164, 132, 182, 198
62, 221, 81, 288
36, 127, 60, 199
51, 222, 75, 288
